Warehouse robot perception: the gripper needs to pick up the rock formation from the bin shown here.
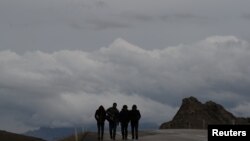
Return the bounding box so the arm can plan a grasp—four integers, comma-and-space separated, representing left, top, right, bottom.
160, 96, 250, 129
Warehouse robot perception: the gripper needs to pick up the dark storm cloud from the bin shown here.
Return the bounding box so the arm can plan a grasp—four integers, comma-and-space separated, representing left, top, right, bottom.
242, 13, 250, 20
85, 18, 131, 30
158, 13, 208, 22
120, 12, 155, 22
2, 0, 250, 53
94, 0, 107, 8
119, 11, 207, 24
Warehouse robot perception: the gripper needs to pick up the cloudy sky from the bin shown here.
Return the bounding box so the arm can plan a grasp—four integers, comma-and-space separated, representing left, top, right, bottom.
1, 0, 250, 133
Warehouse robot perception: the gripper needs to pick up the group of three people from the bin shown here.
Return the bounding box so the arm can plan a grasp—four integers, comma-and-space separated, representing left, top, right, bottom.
95, 103, 141, 140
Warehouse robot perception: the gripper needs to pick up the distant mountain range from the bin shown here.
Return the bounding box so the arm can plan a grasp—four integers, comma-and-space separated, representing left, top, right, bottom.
0, 130, 45, 141
160, 96, 250, 129
24, 122, 158, 141
25, 127, 84, 141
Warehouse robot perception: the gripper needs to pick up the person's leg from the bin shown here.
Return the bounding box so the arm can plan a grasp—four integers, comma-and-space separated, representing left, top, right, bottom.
113, 122, 117, 140
135, 122, 139, 140
109, 122, 113, 139
121, 123, 125, 140
97, 122, 101, 140
101, 122, 104, 140
124, 123, 128, 140
131, 123, 135, 140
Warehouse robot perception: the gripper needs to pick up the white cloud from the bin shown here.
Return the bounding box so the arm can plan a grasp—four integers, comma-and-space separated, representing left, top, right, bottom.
231, 102, 250, 117
1, 36, 250, 132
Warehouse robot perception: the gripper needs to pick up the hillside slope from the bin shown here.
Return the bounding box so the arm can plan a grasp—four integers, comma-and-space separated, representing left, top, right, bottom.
0, 130, 45, 141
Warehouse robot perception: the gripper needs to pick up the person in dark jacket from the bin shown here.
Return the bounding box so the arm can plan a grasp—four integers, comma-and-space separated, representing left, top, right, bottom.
119, 105, 130, 140
130, 104, 141, 140
106, 103, 119, 140
95, 105, 106, 140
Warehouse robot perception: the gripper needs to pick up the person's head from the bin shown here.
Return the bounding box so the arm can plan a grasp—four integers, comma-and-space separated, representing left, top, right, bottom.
123, 105, 128, 110
132, 104, 137, 110
113, 103, 117, 108
99, 105, 105, 111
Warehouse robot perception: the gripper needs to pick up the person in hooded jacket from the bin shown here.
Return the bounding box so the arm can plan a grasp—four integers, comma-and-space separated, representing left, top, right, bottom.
95, 105, 106, 140
119, 105, 130, 140
130, 105, 141, 140
106, 103, 119, 140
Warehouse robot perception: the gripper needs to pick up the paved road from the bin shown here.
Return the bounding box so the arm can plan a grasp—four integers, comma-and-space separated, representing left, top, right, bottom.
82, 129, 207, 141
81, 132, 124, 141
140, 129, 207, 141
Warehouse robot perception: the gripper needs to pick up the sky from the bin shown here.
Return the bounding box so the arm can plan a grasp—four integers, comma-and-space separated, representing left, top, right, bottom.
0, 0, 250, 133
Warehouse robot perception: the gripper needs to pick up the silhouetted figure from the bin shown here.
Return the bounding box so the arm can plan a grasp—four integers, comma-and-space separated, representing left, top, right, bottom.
95, 105, 106, 140
119, 105, 130, 140
106, 103, 119, 140
130, 105, 141, 140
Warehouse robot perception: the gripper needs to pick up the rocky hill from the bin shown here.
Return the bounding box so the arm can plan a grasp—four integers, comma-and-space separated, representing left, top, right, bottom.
160, 96, 250, 129
0, 130, 45, 141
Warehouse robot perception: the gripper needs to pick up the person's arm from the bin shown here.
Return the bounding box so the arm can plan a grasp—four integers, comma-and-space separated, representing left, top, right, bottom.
103, 111, 107, 121
116, 109, 120, 124
106, 108, 111, 122
119, 111, 122, 122
95, 110, 99, 121
137, 110, 141, 120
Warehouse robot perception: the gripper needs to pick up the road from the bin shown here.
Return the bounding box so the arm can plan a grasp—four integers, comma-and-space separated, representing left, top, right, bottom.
81, 129, 207, 141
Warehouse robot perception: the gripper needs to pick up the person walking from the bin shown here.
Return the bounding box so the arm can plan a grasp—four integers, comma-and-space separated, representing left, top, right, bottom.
106, 103, 119, 140
95, 105, 106, 140
130, 105, 141, 140
119, 105, 130, 140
